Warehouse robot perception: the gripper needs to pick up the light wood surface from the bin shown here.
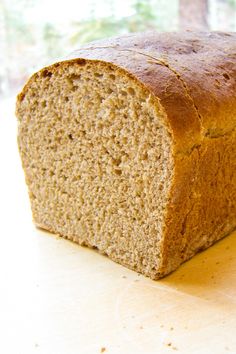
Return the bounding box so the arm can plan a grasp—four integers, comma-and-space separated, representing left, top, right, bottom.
1, 98, 236, 354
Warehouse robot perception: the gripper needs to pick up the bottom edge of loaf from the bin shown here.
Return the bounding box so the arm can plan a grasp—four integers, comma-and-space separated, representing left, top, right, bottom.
34, 221, 166, 280
34, 221, 236, 281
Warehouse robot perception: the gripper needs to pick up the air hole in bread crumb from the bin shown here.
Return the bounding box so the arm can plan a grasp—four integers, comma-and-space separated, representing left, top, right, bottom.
121, 90, 128, 96
112, 158, 121, 166
42, 101, 46, 108
94, 72, 103, 78
223, 73, 230, 80
67, 74, 81, 89
72, 74, 81, 80
68, 134, 73, 140
114, 169, 122, 175
141, 152, 148, 160
55, 136, 61, 143
41, 70, 52, 78
77, 59, 86, 66
127, 87, 135, 96
109, 74, 116, 80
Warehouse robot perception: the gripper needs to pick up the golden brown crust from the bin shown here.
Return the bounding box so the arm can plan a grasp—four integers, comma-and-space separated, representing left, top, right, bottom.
160, 129, 236, 277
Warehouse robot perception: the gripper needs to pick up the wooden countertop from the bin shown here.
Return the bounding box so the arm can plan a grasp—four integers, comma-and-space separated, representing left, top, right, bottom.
1, 99, 236, 354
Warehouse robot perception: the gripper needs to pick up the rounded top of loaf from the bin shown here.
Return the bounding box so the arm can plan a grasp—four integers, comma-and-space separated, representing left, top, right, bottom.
18, 31, 236, 153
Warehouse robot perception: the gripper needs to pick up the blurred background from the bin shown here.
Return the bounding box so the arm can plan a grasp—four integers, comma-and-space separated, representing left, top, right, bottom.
0, 0, 236, 99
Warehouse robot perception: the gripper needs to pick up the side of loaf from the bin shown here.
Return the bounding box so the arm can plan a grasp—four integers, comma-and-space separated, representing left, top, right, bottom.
16, 31, 236, 279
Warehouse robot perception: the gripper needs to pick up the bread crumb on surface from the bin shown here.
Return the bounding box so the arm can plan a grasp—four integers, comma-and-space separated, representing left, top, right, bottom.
100, 347, 106, 353
166, 342, 178, 350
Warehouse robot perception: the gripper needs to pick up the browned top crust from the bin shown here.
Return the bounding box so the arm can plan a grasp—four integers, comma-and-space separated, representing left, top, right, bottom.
67, 31, 236, 153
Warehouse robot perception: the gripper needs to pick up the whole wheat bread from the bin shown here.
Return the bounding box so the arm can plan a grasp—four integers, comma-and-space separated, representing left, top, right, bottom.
16, 31, 236, 279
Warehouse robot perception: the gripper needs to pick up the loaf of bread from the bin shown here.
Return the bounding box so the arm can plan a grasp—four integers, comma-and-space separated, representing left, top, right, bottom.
16, 31, 236, 279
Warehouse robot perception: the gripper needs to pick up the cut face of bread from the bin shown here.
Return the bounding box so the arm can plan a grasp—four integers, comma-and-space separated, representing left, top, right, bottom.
17, 61, 173, 279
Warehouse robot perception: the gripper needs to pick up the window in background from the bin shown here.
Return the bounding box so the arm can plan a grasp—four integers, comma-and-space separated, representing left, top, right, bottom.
0, 0, 236, 98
